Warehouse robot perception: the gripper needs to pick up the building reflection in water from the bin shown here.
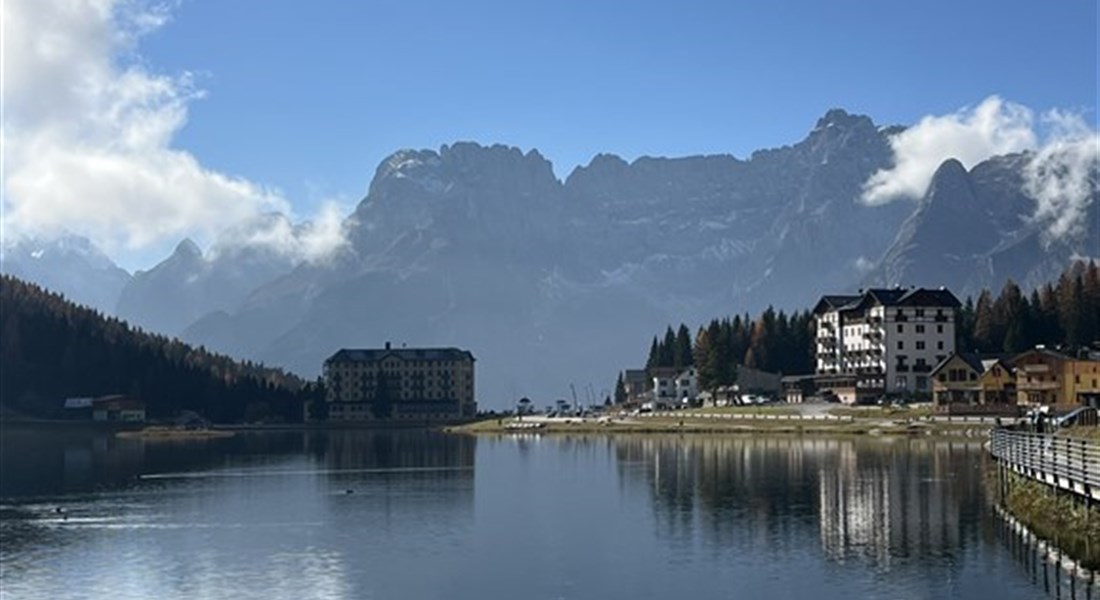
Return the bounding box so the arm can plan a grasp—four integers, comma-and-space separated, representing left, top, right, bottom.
613, 436, 987, 571
817, 439, 982, 567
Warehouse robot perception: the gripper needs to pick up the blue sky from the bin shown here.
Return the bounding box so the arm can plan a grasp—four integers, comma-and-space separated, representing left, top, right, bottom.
141, 0, 1098, 199
4, 0, 1097, 270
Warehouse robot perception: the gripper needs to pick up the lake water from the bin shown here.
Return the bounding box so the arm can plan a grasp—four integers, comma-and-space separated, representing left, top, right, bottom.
1, 427, 1095, 600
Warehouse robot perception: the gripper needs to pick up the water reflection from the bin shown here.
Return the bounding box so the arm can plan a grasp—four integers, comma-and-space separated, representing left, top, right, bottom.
0, 428, 476, 600
2, 428, 1087, 600
613, 436, 998, 589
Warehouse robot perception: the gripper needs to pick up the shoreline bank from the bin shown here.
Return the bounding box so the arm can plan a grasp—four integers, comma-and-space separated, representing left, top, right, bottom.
446, 414, 994, 437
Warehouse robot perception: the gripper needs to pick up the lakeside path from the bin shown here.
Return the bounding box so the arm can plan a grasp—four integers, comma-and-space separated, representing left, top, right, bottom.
447, 405, 998, 437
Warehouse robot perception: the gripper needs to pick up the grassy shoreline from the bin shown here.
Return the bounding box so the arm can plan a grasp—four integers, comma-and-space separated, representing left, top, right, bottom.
446, 411, 992, 437
990, 468, 1100, 570
115, 427, 236, 440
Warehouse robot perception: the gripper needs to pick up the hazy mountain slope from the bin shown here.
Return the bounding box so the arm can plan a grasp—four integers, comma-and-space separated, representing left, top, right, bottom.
0, 234, 131, 314
117, 231, 297, 336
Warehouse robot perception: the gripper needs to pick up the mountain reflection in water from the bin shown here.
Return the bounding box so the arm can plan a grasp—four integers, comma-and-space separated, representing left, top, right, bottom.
1, 429, 1091, 600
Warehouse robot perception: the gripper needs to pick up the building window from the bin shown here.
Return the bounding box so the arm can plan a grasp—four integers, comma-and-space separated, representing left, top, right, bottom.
897, 324, 904, 333
897, 341, 904, 350
916, 324, 925, 334
916, 376, 928, 391
936, 324, 943, 334
916, 341, 926, 350
937, 341, 944, 350
895, 376, 908, 389
915, 309, 925, 317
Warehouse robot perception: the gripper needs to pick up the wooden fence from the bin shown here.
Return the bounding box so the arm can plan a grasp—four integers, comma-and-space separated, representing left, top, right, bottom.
989, 429, 1100, 503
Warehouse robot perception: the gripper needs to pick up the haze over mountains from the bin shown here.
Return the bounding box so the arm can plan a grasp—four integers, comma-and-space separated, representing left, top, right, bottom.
3, 108, 1096, 406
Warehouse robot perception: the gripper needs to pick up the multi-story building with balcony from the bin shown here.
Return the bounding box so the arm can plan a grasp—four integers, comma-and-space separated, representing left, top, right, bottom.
1012, 346, 1100, 409
812, 288, 960, 404
320, 343, 476, 421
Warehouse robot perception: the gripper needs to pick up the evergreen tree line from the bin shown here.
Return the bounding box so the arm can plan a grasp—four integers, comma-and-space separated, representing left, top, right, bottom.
956, 260, 1100, 355
644, 309, 815, 391
0, 275, 317, 423
639, 260, 1100, 395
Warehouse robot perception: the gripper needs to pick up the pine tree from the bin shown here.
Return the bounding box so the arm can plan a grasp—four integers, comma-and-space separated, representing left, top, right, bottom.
660, 326, 676, 368
996, 280, 1027, 353
645, 337, 660, 371
972, 290, 996, 352
1082, 260, 1100, 345
1058, 272, 1084, 347
674, 324, 693, 369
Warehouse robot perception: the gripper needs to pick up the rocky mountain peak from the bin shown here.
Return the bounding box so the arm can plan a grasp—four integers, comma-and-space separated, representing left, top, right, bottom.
173, 238, 203, 260
812, 108, 876, 133
922, 159, 972, 205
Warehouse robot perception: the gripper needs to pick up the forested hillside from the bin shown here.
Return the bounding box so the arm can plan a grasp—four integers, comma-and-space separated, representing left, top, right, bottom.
0, 275, 313, 422
957, 260, 1100, 354
642, 260, 1100, 392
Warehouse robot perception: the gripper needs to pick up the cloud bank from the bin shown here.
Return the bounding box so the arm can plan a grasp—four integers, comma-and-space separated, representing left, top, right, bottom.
862, 96, 1098, 243
2, 0, 350, 267
861, 96, 1037, 204
1024, 111, 1099, 244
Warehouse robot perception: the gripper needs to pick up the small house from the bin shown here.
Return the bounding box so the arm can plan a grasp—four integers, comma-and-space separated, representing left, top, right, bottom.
91, 395, 146, 422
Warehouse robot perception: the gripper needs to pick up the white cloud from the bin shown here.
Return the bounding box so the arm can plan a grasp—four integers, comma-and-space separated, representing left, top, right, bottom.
1024, 111, 1099, 244
861, 96, 1098, 244
211, 203, 355, 265
2, 0, 350, 268
861, 96, 1037, 205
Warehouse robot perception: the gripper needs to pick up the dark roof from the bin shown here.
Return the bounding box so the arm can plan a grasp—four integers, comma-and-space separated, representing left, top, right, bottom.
1011, 346, 1073, 363
815, 287, 961, 314
931, 352, 1013, 377
896, 287, 961, 308
326, 347, 475, 364
812, 295, 862, 315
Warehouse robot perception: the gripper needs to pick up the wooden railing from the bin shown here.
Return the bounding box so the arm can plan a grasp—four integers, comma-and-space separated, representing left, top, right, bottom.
989, 429, 1100, 502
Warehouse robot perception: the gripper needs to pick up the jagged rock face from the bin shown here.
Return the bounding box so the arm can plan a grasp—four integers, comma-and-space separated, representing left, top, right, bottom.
866, 152, 1096, 299
351, 143, 565, 265
180, 111, 916, 404
0, 234, 131, 314
170, 109, 1089, 406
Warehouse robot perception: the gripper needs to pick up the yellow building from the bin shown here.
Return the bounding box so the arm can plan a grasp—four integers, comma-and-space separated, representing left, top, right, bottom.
321, 343, 476, 422
1011, 347, 1100, 409
931, 353, 1016, 414
1069, 358, 1100, 408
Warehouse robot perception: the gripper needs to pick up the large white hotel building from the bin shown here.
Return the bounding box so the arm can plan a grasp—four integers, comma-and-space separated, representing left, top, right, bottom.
812, 288, 960, 404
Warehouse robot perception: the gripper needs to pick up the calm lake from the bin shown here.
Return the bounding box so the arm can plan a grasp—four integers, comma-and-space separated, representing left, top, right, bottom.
0, 427, 1094, 599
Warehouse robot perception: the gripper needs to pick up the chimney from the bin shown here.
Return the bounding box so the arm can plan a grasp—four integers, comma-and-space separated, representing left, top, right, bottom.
385, 341, 391, 350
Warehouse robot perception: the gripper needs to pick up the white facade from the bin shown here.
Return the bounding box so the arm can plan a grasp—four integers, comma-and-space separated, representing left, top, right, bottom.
674, 367, 698, 402
815, 289, 959, 397
652, 367, 698, 405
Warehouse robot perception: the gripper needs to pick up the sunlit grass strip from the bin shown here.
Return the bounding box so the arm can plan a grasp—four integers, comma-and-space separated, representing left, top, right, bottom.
998, 470, 1100, 570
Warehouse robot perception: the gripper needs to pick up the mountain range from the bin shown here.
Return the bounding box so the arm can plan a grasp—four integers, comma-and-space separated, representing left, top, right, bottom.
4, 108, 1095, 407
